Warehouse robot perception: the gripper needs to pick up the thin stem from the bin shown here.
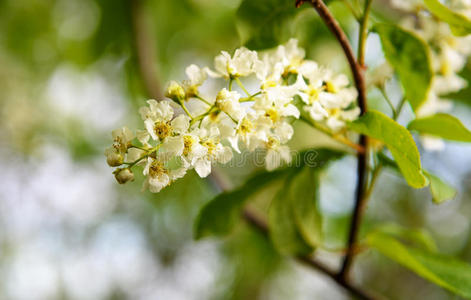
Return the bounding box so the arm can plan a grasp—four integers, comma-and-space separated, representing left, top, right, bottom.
296, 0, 370, 281
298, 117, 365, 153
342, 0, 361, 21
364, 164, 382, 200
235, 77, 251, 96
125, 144, 162, 168
130, 0, 163, 99
394, 96, 406, 121
240, 91, 262, 102
241, 209, 377, 300
129, 145, 148, 151
228, 78, 233, 91
181, 103, 194, 119
224, 111, 238, 124
357, 0, 373, 67
379, 87, 397, 119
195, 94, 212, 106
190, 106, 216, 126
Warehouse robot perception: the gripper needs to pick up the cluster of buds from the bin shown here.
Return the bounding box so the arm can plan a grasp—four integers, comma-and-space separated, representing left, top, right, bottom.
105, 39, 360, 193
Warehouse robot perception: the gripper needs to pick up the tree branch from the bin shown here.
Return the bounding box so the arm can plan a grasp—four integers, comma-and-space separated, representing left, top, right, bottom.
295, 0, 369, 281
242, 209, 377, 300
130, 0, 163, 99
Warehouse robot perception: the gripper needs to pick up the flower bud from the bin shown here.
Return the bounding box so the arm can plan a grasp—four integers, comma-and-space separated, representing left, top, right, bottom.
106, 152, 123, 167
165, 81, 186, 103
114, 168, 134, 184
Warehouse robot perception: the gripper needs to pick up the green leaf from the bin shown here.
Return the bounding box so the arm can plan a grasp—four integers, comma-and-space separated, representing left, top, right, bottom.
236, 0, 299, 50
408, 113, 471, 142
269, 172, 313, 256
375, 23, 433, 111
367, 231, 471, 298
290, 167, 322, 248
424, 171, 457, 204
371, 223, 437, 252
194, 169, 288, 239
378, 153, 456, 204
194, 148, 344, 240
349, 110, 428, 188
424, 0, 471, 36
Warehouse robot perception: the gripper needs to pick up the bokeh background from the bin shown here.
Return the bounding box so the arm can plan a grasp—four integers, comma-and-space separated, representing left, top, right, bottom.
1, 0, 471, 299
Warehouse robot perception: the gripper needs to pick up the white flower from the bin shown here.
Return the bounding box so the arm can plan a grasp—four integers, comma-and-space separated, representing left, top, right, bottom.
264, 136, 291, 171
181, 133, 208, 164
325, 107, 361, 132
433, 73, 467, 95
139, 100, 188, 142
158, 136, 184, 161
254, 93, 300, 125
127, 147, 146, 163
184, 64, 208, 97
269, 38, 306, 75
142, 156, 189, 193
139, 100, 174, 141
209, 47, 259, 79
105, 126, 134, 167
165, 81, 186, 102
282, 38, 306, 73
367, 63, 393, 88
228, 113, 270, 153
186, 64, 207, 87
143, 157, 171, 193
215, 88, 245, 120
420, 135, 446, 152
192, 126, 233, 177
417, 93, 452, 118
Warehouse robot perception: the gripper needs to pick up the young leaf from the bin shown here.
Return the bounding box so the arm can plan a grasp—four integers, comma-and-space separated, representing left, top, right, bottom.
378, 153, 456, 204
371, 223, 437, 252
367, 231, 471, 298
269, 174, 313, 256
236, 0, 299, 50
424, 0, 471, 36
349, 110, 428, 188
194, 169, 288, 239
290, 167, 322, 248
424, 171, 457, 204
375, 23, 433, 111
408, 113, 471, 142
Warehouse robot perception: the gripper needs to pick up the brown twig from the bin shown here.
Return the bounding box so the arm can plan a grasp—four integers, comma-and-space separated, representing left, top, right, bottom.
296, 0, 369, 281
242, 209, 377, 300
130, 0, 163, 99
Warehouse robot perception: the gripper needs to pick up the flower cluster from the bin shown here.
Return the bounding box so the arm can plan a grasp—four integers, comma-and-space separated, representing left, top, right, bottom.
105, 39, 359, 193
391, 0, 471, 150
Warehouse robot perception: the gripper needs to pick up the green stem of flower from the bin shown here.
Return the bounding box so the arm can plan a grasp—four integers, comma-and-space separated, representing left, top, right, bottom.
239, 91, 262, 102
124, 143, 162, 168
298, 116, 364, 153
190, 106, 217, 126
395, 96, 406, 121
364, 163, 382, 200
181, 103, 194, 119
357, 0, 373, 66
228, 78, 233, 91
235, 77, 251, 96
224, 112, 239, 124
195, 94, 212, 106
379, 86, 397, 119
129, 145, 148, 151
